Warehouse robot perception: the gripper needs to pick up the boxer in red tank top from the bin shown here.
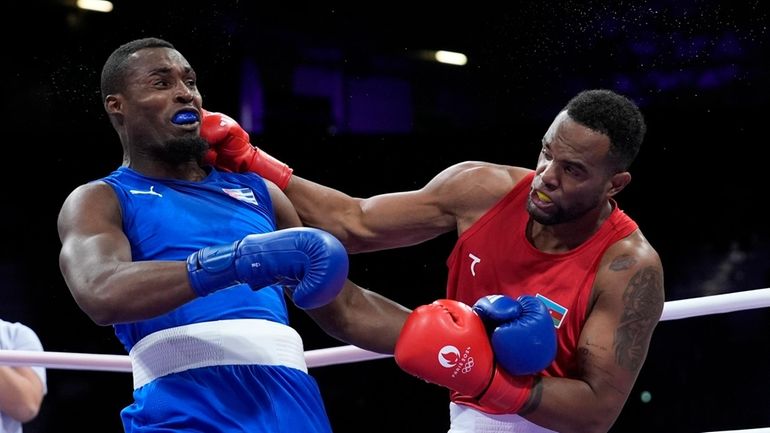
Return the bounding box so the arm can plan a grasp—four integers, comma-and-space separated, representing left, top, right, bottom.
208, 89, 665, 433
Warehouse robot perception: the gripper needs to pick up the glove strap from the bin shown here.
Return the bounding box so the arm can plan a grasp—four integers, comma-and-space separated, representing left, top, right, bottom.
477, 366, 534, 413
250, 149, 293, 190
186, 241, 241, 297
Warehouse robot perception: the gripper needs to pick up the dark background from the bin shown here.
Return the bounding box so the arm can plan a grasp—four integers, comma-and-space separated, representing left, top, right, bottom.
1, 1, 769, 432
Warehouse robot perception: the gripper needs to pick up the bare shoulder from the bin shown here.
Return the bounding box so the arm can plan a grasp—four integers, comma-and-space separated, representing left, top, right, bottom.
595, 228, 665, 317
58, 181, 119, 234
603, 228, 662, 275
59, 181, 113, 215
435, 161, 532, 187
422, 162, 532, 232
430, 161, 533, 204
265, 180, 301, 229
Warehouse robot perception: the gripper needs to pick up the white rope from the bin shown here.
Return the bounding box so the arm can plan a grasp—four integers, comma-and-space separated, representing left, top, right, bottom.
0, 349, 130, 372
2, 287, 769, 372
660, 288, 770, 321
0, 346, 390, 373
304, 344, 392, 368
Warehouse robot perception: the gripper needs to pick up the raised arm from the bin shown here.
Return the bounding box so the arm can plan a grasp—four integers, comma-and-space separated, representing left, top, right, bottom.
522, 231, 664, 433
57, 182, 196, 325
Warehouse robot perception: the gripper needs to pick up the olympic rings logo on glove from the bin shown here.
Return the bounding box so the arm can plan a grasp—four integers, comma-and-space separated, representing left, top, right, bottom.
461, 357, 475, 374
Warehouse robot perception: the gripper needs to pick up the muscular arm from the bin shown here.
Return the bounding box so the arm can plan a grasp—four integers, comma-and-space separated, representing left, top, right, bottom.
522, 232, 664, 433
283, 175, 454, 252
305, 280, 412, 354
0, 366, 44, 423
284, 162, 527, 253
274, 164, 528, 353
269, 181, 412, 352
57, 182, 197, 325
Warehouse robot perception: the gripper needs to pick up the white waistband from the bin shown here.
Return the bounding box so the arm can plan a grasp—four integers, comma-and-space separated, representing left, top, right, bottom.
448, 402, 558, 433
129, 319, 307, 389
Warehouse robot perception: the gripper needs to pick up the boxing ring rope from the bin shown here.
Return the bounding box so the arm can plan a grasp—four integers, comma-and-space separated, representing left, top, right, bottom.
1, 287, 769, 372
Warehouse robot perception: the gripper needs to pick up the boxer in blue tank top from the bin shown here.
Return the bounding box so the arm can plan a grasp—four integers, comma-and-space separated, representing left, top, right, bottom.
104, 167, 330, 432
57, 37, 411, 432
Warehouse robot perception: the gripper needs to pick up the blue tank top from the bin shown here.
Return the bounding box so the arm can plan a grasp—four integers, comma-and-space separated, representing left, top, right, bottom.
101, 166, 289, 352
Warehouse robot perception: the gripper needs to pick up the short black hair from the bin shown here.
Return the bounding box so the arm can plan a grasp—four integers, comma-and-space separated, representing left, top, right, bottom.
564, 89, 646, 171
100, 37, 175, 102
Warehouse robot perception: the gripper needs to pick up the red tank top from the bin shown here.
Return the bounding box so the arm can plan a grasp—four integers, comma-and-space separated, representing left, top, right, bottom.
446, 171, 638, 411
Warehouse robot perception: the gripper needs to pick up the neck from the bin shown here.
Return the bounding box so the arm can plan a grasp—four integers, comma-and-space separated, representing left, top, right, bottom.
126, 159, 208, 181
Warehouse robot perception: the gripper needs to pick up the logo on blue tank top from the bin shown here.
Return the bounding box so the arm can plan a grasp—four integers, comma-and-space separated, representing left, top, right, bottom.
222, 188, 258, 205
129, 185, 163, 197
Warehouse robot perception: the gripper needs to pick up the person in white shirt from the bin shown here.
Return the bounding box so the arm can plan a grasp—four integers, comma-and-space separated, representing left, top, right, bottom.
0, 319, 46, 433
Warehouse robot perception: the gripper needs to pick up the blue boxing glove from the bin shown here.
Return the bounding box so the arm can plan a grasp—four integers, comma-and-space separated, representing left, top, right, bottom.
472, 294, 557, 375
186, 227, 349, 309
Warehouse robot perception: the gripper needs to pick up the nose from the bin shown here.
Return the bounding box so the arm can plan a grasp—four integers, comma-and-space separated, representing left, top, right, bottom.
538, 161, 559, 190
174, 82, 195, 103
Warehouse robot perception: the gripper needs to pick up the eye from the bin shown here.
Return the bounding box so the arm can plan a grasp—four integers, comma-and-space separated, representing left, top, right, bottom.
563, 164, 584, 178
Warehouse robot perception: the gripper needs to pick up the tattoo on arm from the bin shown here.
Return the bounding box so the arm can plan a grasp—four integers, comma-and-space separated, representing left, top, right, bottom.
609, 254, 636, 271
577, 344, 627, 396
613, 266, 663, 371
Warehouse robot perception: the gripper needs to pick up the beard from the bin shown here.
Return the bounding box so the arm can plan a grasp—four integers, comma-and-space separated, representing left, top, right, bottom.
527, 198, 563, 225
151, 136, 208, 166
526, 195, 598, 226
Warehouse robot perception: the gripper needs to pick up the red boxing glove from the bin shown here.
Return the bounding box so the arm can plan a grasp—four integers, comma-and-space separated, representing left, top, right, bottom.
395, 299, 495, 397
200, 109, 293, 189
395, 299, 533, 414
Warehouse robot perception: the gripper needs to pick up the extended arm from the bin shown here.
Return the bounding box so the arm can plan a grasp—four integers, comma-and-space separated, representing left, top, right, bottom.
305, 280, 411, 354
520, 233, 664, 433
201, 111, 495, 252
282, 161, 524, 253
201, 109, 531, 253
282, 175, 455, 252
269, 182, 411, 353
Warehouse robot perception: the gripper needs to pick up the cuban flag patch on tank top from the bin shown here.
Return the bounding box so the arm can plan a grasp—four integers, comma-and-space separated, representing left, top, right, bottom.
222, 188, 258, 206
536, 293, 568, 329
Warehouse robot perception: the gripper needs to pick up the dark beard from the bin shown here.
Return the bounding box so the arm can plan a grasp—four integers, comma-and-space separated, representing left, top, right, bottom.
526, 195, 597, 226
527, 198, 563, 225
151, 136, 208, 166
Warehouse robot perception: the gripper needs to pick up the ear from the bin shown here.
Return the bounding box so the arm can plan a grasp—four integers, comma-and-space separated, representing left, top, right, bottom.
104, 94, 126, 126
607, 171, 631, 197
104, 94, 122, 115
